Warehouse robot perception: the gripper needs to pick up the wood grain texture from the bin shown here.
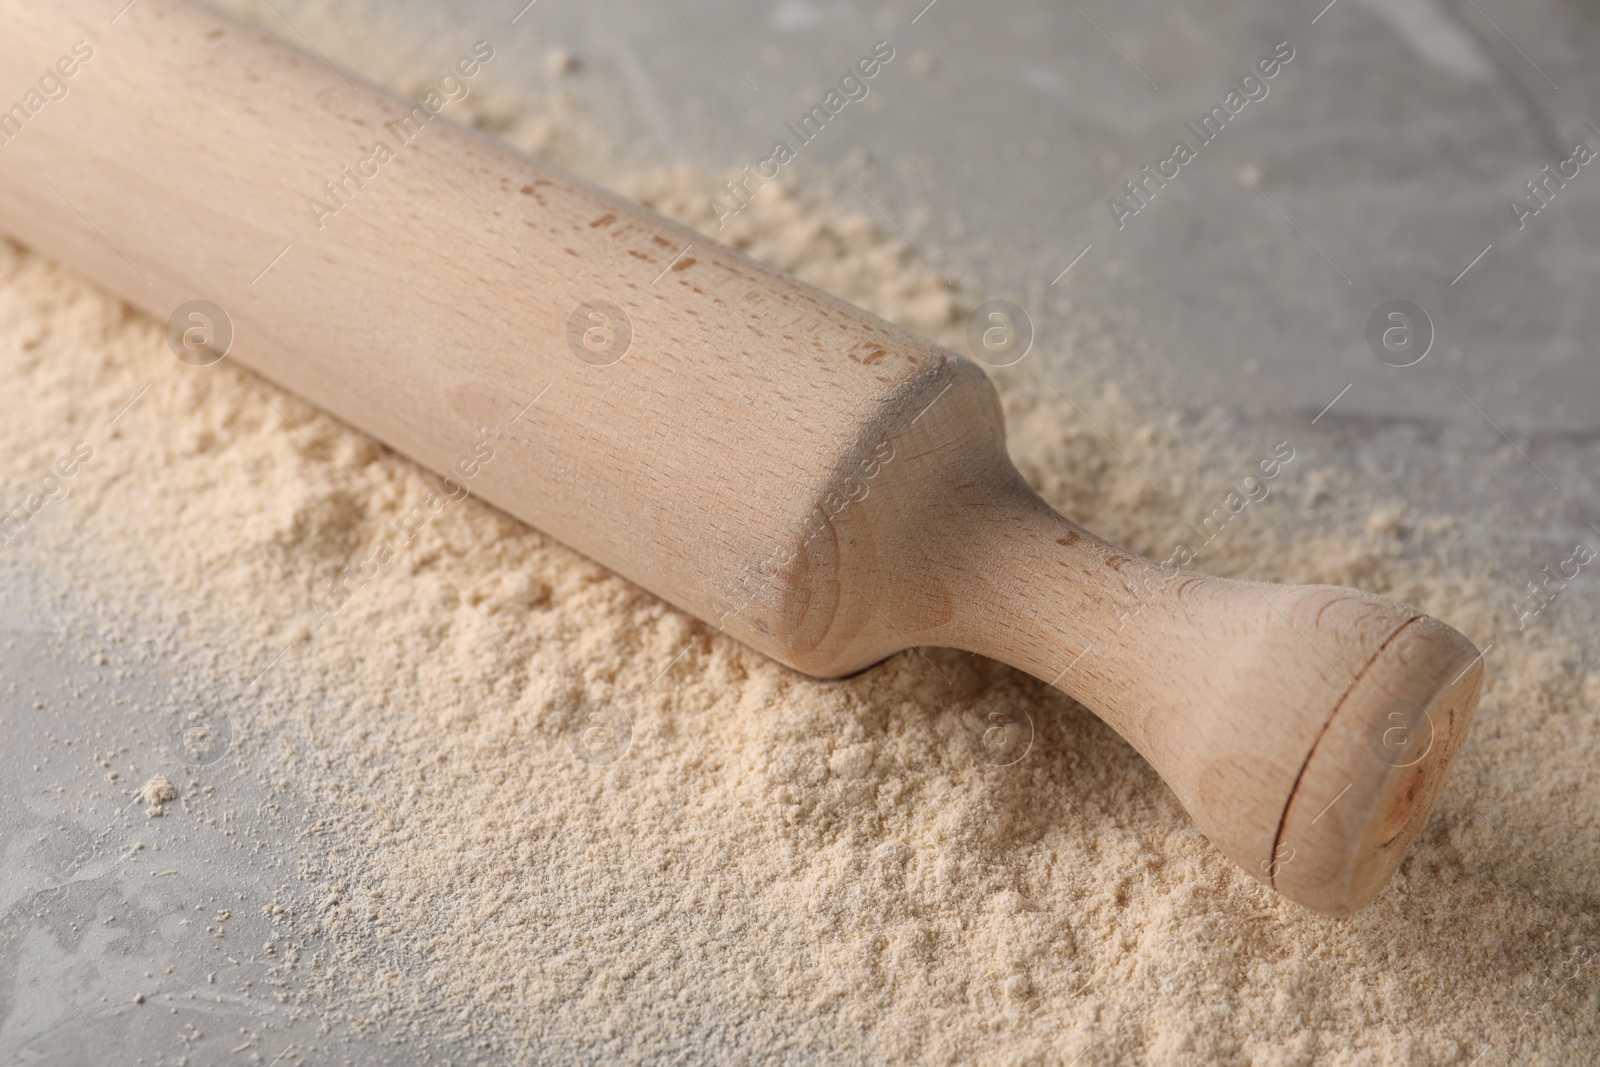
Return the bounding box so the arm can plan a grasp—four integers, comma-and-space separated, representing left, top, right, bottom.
0, 0, 1483, 914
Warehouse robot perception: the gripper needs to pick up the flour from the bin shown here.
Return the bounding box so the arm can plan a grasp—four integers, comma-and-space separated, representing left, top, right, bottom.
137, 775, 177, 816
1, 2, 1596, 1063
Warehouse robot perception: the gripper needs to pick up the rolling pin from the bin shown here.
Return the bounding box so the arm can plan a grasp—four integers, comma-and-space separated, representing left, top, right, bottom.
0, 0, 1482, 915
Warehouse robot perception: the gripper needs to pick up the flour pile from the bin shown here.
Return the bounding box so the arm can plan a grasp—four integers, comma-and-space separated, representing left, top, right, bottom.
1, 1, 1596, 1063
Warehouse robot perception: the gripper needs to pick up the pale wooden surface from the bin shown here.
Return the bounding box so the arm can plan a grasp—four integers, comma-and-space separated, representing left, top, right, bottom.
0, 0, 1483, 913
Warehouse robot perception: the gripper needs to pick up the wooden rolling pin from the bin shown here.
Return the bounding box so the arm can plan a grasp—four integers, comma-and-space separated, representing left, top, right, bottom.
0, 0, 1482, 914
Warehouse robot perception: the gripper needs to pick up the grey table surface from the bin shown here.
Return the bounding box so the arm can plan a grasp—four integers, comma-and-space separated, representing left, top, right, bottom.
3, 0, 1597, 1063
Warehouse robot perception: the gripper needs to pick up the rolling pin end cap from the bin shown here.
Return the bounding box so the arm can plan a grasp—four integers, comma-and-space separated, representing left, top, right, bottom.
1272, 614, 1484, 916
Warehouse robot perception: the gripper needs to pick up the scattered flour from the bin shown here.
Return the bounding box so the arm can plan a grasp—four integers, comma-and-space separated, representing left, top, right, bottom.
137, 775, 177, 817
0, 1, 1596, 1063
